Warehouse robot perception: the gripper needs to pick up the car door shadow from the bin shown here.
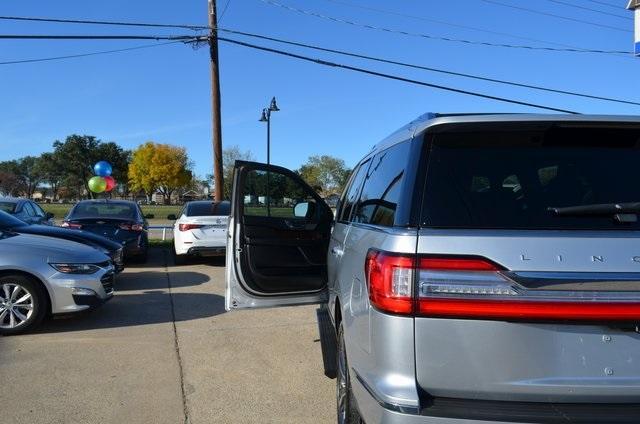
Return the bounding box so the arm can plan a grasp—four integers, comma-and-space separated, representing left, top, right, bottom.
115, 271, 210, 291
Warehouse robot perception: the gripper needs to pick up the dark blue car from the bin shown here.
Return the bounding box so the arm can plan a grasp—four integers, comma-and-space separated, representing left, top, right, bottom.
0, 197, 54, 225
62, 200, 149, 262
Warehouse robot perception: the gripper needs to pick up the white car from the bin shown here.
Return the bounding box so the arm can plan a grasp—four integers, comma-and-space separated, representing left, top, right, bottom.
172, 201, 229, 264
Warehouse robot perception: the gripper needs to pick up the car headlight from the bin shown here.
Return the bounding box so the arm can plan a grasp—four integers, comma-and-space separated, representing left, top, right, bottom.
50, 263, 101, 274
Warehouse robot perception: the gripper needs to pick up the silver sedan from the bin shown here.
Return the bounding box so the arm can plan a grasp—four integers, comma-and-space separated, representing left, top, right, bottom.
0, 230, 115, 335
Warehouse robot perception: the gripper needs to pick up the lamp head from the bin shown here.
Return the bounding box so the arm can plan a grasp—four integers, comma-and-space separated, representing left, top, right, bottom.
269, 97, 280, 112
259, 109, 269, 122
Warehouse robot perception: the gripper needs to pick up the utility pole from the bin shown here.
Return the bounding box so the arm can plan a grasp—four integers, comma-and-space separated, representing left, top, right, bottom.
209, 0, 224, 201
628, 1, 640, 56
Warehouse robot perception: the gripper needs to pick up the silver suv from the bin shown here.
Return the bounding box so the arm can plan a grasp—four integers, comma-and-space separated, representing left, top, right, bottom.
226, 113, 640, 423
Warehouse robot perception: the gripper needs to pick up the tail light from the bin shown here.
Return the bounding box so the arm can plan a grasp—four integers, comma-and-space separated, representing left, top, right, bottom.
119, 223, 144, 231
179, 223, 204, 232
366, 249, 640, 321
61, 222, 82, 229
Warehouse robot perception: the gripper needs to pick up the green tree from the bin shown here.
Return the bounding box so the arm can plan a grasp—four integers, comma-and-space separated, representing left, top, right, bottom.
298, 155, 351, 195
208, 145, 255, 200
129, 142, 192, 204
0, 157, 43, 197
36, 152, 64, 201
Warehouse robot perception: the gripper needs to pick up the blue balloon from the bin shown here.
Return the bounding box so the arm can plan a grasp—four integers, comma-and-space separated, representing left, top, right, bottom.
94, 161, 112, 177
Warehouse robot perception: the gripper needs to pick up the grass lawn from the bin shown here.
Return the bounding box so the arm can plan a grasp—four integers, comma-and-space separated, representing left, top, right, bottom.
41, 203, 182, 219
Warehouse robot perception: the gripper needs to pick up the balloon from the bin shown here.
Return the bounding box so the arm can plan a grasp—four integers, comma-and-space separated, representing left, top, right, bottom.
104, 176, 116, 192
88, 176, 107, 193
94, 161, 113, 177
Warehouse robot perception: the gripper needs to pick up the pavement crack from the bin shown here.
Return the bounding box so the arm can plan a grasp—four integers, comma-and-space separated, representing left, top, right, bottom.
163, 249, 191, 424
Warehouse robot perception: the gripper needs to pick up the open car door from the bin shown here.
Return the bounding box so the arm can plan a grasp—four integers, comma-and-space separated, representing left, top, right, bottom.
225, 161, 333, 310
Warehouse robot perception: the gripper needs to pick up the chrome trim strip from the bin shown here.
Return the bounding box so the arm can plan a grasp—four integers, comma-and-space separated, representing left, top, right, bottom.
351, 368, 420, 415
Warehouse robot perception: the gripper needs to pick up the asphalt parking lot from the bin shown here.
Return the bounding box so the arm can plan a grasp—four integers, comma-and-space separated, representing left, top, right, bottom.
0, 249, 334, 424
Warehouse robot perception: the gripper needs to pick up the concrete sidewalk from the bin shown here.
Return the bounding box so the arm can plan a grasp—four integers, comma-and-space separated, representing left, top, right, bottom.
0, 249, 334, 424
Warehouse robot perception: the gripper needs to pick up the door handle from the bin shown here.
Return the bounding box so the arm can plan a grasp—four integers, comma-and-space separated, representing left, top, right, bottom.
331, 246, 344, 257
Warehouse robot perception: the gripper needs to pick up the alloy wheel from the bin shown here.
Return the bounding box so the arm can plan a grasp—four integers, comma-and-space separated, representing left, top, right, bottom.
0, 283, 34, 329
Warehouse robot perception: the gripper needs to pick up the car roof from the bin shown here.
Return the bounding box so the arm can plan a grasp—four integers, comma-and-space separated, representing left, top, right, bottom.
371, 113, 640, 153
0, 197, 25, 204
76, 199, 137, 205
187, 200, 229, 205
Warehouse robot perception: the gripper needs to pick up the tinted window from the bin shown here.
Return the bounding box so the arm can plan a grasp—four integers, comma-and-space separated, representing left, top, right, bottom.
0, 202, 16, 213
31, 202, 45, 217
353, 141, 410, 227
187, 201, 230, 216
422, 126, 640, 230
243, 170, 316, 218
337, 160, 369, 222
71, 202, 138, 220
23, 202, 36, 217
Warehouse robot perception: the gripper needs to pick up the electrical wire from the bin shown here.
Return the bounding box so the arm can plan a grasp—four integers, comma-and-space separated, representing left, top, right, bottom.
585, 0, 631, 11
0, 34, 201, 41
0, 40, 187, 65
542, 0, 631, 20
220, 28, 640, 107
0, 11, 631, 54
480, 0, 632, 33
318, 0, 608, 52
258, 0, 632, 54
218, 0, 233, 24
217, 36, 579, 114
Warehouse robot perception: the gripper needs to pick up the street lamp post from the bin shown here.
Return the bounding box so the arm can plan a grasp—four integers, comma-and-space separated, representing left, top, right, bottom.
259, 97, 280, 165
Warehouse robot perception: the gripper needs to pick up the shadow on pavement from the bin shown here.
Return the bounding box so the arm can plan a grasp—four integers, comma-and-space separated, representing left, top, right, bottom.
115, 271, 210, 291
36, 290, 225, 333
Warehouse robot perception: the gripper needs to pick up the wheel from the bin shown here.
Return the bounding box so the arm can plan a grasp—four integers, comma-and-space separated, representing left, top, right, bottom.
337, 322, 363, 424
0, 274, 47, 335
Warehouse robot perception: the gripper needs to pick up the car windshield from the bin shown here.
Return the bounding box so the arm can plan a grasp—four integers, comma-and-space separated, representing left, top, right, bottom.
0, 202, 17, 213
186, 201, 230, 217
0, 210, 27, 227
70, 202, 137, 220
422, 125, 640, 230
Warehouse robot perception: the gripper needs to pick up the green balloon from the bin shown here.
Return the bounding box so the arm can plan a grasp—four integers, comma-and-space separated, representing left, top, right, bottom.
88, 176, 107, 193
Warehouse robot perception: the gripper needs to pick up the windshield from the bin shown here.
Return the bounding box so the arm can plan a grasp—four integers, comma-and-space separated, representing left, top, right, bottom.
0, 210, 27, 227
422, 125, 640, 230
186, 201, 230, 217
69, 202, 138, 220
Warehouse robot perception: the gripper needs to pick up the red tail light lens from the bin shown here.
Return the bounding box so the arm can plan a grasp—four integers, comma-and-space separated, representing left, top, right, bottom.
366, 251, 640, 321
61, 222, 82, 229
179, 224, 204, 232
119, 223, 144, 231
366, 250, 415, 314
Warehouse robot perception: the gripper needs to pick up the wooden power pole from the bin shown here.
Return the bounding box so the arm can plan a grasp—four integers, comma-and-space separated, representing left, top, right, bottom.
209, 0, 224, 201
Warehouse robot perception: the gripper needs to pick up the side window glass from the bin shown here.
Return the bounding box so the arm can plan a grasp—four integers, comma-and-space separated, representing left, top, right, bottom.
32, 202, 46, 217
338, 160, 370, 222
354, 141, 410, 227
243, 170, 317, 219
471, 176, 491, 193
23, 203, 36, 217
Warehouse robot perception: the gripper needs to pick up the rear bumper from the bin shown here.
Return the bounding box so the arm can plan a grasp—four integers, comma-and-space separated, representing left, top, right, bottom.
186, 246, 226, 257
353, 376, 640, 423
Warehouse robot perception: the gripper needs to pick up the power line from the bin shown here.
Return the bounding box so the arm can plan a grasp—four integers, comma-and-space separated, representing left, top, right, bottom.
0, 12, 631, 55
217, 36, 579, 114
221, 28, 640, 107
542, 0, 631, 20
319, 0, 610, 52
218, 0, 233, 24
258, 0, 631, 54
0, 15, 208, 30
480, 0, 632, 33
0, 40, 186, 65
0, 34, 201, 41
585, 0, 630, 11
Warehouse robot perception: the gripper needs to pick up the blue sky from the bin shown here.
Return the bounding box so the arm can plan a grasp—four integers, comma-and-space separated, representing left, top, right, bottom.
0, 0, 637, 178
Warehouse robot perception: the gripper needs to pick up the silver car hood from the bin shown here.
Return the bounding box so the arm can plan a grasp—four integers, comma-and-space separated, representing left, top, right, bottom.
0, 232, 109, 263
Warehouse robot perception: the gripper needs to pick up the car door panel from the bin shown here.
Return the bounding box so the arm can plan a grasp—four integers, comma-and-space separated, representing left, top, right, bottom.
226, 161, 332, 309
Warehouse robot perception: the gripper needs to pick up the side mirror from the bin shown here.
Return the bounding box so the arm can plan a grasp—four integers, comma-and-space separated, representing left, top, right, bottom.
45, 212, 54, 219
293, 202, 311, 218
167, 214, 177, 220
144, 213, 155, 219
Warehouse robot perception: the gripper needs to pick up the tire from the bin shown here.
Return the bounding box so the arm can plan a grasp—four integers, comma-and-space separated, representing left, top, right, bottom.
337, 322, 363, 424
0, 274, 47, 335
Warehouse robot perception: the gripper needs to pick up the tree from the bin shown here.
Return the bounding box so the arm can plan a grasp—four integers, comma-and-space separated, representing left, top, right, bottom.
0, 157, 43, 197
36, 152, 64, 201
128, 142, 192, 204
0, 167, 21, 197
298, 155, 351, 195
208, 146, 255, 199
52, 135, 130, 199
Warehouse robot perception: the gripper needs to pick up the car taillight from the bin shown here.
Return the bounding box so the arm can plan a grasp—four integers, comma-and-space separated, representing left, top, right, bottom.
366, 250, 640, 321
179, 224, 204, 232
119, 223, 144, 231
61, 222, 82, 229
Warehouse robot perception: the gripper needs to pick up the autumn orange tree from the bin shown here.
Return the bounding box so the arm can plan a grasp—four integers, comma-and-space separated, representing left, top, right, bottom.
128, 142, 192, 204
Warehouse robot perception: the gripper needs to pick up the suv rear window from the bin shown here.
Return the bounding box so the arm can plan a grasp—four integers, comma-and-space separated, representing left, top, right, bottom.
422, 125, 640, 230
187, 201, 230, 217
